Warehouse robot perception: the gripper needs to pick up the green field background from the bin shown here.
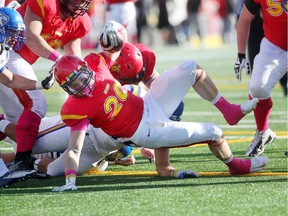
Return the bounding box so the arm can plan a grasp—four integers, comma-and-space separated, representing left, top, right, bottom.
0, 44, 287, 216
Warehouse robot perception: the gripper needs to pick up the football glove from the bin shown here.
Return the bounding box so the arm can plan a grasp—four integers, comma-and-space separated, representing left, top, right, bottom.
234, 53, 251, 81
52, 182, 77, 192
41, 72, 55, 90
100, 21, 121, 48
171, 170, 200, 179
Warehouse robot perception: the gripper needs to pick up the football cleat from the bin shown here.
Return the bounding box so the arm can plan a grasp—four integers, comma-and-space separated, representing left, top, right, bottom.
95, 159, 109, 171
249, 156, 269, 173
241, 98, 259, 114
246, 129, 276, 157
0, 161, 36, 188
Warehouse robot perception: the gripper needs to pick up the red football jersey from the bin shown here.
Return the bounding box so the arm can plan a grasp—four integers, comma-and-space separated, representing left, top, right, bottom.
133, 43, 156, 83
17, 0, 92, 64
252, 0, 287, 50
61, 53, 144, 138
106, 0, 134, 3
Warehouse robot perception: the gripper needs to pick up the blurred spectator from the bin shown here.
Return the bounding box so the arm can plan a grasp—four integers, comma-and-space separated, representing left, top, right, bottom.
155, 0, 178, 44
81, 0, 106, 49
218, 0, 235, 43
175, 0, 202, 46
135, 0, 147, 42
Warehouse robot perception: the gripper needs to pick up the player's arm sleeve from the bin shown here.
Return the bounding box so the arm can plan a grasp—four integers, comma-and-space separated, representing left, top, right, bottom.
244, 0, 261, 15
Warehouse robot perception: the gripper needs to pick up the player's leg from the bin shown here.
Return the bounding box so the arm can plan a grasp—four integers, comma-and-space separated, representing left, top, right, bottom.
192, 64, 258, 125
148, 60, 257, 125
5, 51, 47, 175
246, 38, 286, 157
208, 135, 269, 175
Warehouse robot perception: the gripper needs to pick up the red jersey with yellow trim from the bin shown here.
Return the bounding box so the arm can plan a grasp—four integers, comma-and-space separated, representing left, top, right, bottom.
61, 52, 144, 138
133, 43, 156, 83
248, 0, 287, 50
106, 0, 134, 3
17, 0, 92, 64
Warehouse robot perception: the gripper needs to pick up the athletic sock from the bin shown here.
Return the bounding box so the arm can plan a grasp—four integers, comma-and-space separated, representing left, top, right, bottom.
213, 95, 244, 125
15, 110, 41, 163
252, 97, 272, 132
224, 156, 251, 175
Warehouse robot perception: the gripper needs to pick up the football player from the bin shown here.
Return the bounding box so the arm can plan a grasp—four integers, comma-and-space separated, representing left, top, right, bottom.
0, 85, 186, 188
51, 50, 268, 191
0, 6, 54, 188
235, 0, 287, 156
0, 0, 92, 184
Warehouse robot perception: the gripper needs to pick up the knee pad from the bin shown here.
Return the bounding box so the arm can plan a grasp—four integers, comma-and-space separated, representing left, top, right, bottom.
178, 60, 197, 85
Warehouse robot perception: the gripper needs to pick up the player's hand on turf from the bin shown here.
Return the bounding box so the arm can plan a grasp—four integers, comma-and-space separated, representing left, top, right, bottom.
52, 183, 77, 192
234, 53, 251, 81
171, 170, 200, 179
101, 21, 120, 48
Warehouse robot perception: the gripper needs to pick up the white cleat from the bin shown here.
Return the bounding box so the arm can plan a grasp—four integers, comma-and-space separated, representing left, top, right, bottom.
246, 129, 276, 157
241, 98, 259, 114
250, 156, 269, 173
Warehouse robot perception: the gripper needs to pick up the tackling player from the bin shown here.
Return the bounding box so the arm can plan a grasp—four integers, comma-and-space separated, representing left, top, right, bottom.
234, 0, 287, 156
51, 50, 268, 191
0, 6, 54, 188
0, 0, 92, 182
0, 85, 186, 188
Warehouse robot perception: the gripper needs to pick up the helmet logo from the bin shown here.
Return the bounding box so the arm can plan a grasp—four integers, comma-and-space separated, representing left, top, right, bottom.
111, 62, 121, 73
0, 12, 8, 34
0, 12, 9, 26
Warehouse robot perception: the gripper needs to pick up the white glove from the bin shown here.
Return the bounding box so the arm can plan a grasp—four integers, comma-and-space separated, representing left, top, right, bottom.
52, 182, 77, 192
171, 170, 200, 179
101, 21, 120, 47
99, 21, 127, 51
234, 53, 251, 81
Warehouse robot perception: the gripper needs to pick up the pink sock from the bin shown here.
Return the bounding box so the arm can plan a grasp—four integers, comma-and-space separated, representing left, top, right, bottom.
226, 157, 251, 175
214, 96, 244, 125
16, 110, 41, 152
252, 97, 272, 132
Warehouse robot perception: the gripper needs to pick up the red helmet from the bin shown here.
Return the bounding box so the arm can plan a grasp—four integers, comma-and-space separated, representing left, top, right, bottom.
59, 0, 92, 19
54, 55, 95, 97
110, 43, 146, 85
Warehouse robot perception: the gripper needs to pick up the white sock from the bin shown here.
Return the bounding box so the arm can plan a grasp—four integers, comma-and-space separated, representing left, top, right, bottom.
0, 158, 9, 177
210, 93, 222, 105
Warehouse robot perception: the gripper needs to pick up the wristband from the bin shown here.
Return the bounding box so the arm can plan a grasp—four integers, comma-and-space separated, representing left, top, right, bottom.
171, 170, 177, 177
35, 81, 42, 90
65, 169, 77, 184
237, 53, 246, 58
48, 50, 61, 62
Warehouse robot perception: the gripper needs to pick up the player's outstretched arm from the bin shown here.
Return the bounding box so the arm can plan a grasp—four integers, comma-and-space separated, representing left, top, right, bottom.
0, 68, 54, 90
155, 148, 200, 179
52, 127, 87, 192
